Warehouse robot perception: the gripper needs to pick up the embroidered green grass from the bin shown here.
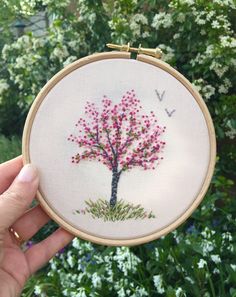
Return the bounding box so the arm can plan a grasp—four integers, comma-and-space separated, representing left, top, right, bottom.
76, 198, 155, 222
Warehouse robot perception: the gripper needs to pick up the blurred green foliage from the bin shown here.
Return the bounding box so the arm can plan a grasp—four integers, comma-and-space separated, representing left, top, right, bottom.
0, 135, 21, 162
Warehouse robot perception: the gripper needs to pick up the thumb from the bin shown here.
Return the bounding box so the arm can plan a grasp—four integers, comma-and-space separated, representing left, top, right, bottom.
0, 164, 39, 230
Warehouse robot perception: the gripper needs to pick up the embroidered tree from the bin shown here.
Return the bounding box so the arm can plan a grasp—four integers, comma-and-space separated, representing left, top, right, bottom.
68, 90, 166, 207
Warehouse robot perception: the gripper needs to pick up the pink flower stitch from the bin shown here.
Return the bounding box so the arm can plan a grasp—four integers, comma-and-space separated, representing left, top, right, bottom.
68, 90, 166, 207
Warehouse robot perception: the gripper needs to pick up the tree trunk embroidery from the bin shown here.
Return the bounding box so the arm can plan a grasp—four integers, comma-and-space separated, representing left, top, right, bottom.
110, 169, 121, 207
68, 89, 166, 215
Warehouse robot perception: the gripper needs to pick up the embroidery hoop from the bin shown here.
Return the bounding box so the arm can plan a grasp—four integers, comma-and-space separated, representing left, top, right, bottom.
22, 51, 216, 246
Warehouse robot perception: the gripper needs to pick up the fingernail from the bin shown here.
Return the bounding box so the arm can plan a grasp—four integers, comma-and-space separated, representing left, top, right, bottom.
17, 164, 38, 183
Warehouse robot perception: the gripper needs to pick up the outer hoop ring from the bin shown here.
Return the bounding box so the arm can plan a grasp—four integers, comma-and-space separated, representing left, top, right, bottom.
22, 52, 216, 246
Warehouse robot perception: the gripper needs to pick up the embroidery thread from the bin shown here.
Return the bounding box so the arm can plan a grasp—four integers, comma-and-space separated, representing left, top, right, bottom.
155, 89, 165, 102
68, 90, 166, 221
165, 108, 176, 117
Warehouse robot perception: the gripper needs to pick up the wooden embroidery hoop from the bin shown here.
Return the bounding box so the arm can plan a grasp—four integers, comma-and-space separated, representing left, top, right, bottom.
22, 51, 216, 246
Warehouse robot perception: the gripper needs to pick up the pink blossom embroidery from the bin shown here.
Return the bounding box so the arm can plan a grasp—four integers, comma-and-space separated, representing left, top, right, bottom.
68, 90, 166, 221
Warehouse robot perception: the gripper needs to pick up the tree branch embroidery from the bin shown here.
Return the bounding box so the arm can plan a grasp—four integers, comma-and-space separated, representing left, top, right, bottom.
68, 90, 166, 221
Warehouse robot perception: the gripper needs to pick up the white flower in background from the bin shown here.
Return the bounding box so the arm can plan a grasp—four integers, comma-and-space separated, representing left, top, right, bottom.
106, 265, 114, 282
51, 45, 69, 61
185, 238, 191, 245
18, 35, 31, 46
62, 288, 69, 296
186, 276, 195, 284
176, 13, 185, 22
196, 19, 206, 25
63, 56, 77, 67
115, 279, 130, 290
198, 259, 207, 269
219, 77, 232, 94
154, 247, 160, 260
142, 31, 150, 38
206, 11, 215, 21
108, 17, 127, 32
225, 123, 236, 139
88, 12, 96, 24
42, 0, 70, 7
72, 288, 87, 297
190, 53, 204, 66
2, 44, 11, 60
212, 0, 234, 6
202, 84, 215, 100
195, 12, 206, 25
15, 56, 25, 69
227, 244, 234, 252
130, 287, 148, 297
158, 44, 175, 62
117, 288, 126, 297
209, 61, 229, 78
130, 14, 148, 37
201, 227, 216, 239
216, 15, 231, 31
32, 37, 45, 50
114, 247, 141, 276
91, 272, 102, 289
202, 240, 215, 255
205, 44, 214, 56
230, 264, 236, 271
176, 287, 186, 297
153, 274, 165, 294
152, 12, 172, 30
220, 36, 236, 48
215, 66, 229, 78
222, 232, 233, 242
133, 14, 148, 25
56, 32, 64, 43
212, 20, 220, 29
170, 0, 194, 6
67, 253, 75, 268
223, 78, 232, 88
74, 272, 84, 283
130, 21, 141, 37
211, 254, 221, 264
167, 254, 175, 263
68, 40, 78, 50
192, 78, 204, 92
173, 33, 180, 39
0, 79, 9, 95
34, 285, 43, 296
72, 237, 80, 249
31, 83, 38, 95
49, 258, 57, 270
213, 268, 220, 274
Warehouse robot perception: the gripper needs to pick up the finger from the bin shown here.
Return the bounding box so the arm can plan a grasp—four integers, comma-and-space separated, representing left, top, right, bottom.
10, 204, 51, 242
0, 164, 39, 230
0, 156, 23, 194
25, 228, 74, 274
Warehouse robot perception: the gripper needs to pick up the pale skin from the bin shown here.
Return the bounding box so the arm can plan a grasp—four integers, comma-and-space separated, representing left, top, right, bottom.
0, 156, 74, 297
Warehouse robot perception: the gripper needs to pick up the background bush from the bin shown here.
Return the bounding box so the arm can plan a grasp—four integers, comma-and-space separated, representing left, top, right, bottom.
0, 0, 235, 296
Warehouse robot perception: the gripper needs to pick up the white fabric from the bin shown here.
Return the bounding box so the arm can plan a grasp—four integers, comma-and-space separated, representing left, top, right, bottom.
29, 58, 210, 240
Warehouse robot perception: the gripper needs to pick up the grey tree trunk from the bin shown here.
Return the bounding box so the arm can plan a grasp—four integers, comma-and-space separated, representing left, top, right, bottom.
110, 170, 121, 208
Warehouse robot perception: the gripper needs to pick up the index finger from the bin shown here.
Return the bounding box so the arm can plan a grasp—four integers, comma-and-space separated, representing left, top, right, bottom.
0, 156, 23, 194
25, 228, 74, 274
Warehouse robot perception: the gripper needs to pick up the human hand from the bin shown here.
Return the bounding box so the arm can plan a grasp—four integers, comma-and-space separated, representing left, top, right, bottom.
0, 156, 74, 297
